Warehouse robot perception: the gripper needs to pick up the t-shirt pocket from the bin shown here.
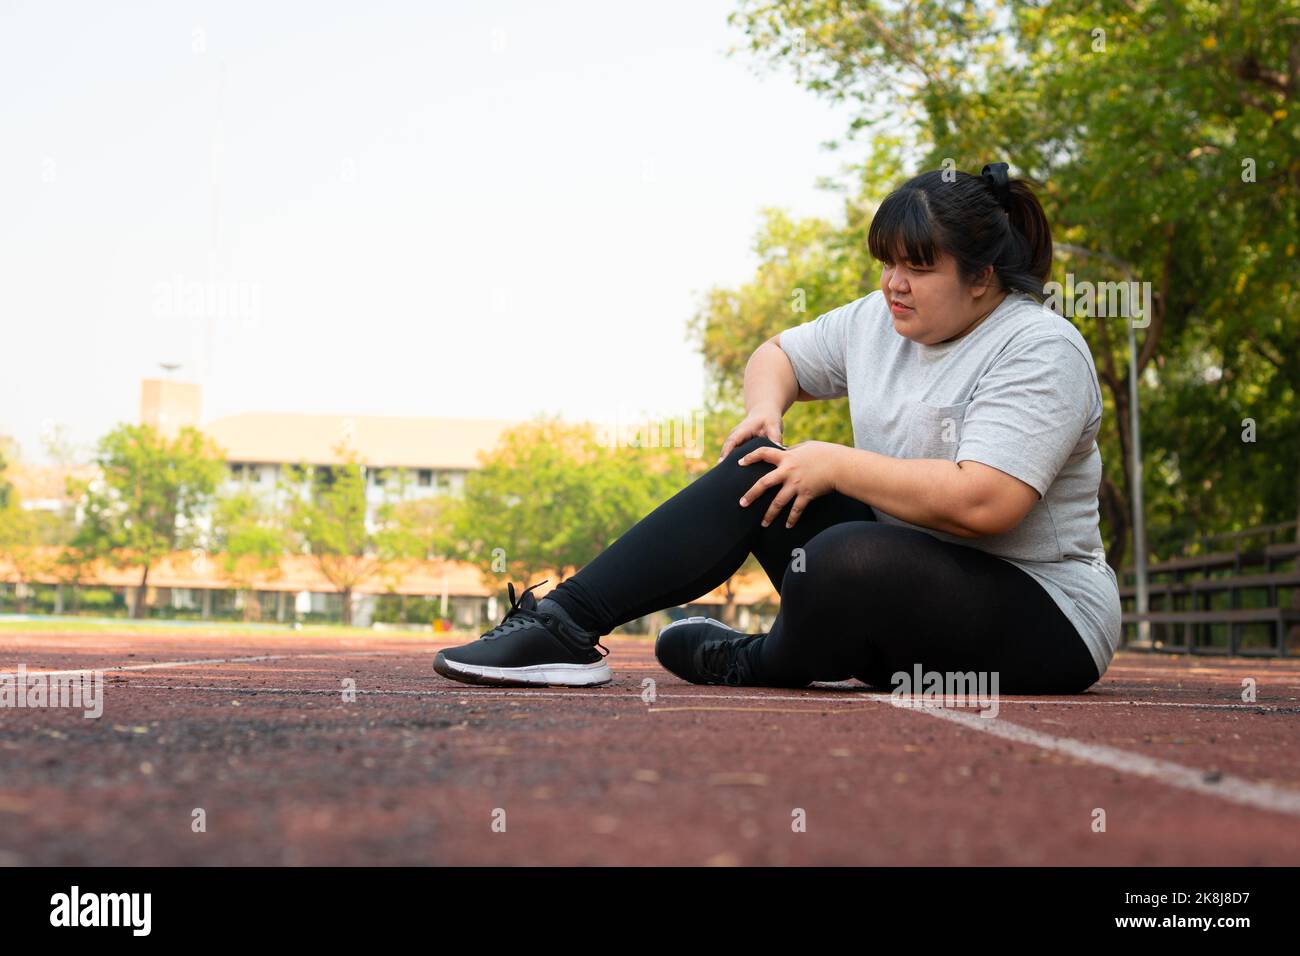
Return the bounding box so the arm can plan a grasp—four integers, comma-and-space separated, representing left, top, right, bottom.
904, 400, 971, 461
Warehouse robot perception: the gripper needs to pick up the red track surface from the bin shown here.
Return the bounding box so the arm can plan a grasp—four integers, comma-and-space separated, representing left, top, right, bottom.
1, 628, 1298, 865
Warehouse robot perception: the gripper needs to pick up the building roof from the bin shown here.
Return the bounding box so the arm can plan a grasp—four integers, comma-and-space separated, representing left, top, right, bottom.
203, 413, 525, 470
6, 462, 99, 506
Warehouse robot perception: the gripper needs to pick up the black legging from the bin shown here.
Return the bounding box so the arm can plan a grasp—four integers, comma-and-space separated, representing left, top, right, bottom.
546, 435, 1101, 694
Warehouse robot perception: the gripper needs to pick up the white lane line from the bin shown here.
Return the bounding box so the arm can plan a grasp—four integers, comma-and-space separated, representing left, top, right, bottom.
900, 704, 1300, 818
117, 683, 1298, 711
0, 655, 292, 678
109, 682, 1300, 817
0, 651, 409, 680
125, 684, 860, 701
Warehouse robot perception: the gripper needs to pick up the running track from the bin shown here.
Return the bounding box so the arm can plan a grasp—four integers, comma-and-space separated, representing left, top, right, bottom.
1, 629, 1297, 865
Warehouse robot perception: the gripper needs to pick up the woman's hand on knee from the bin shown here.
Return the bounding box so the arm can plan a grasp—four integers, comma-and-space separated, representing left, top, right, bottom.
717, 409, 785, 463
736, 441, 845, 528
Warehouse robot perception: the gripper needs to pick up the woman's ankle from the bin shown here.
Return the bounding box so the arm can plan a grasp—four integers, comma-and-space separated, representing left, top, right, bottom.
537, 593, 604, 639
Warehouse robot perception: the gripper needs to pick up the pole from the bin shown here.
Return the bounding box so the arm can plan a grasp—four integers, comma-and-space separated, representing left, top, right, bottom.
1127, 303, 1151, 645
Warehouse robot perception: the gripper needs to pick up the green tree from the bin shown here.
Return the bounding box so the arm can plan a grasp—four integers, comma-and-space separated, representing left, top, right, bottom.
0, 440, 12, 510
70, 424, 224, 618
727, 0, 1300, 566
0, 502, 77, 613
690, 206, 869, 454
283, 446, 407, 626
51, 541, 96, 615
386, 494, 454, 562
0, 501, 38, 612
211, 489, 287, 621
443, 416, 699, 607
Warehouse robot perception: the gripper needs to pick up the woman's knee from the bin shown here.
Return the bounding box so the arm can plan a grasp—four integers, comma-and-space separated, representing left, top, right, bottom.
713, 435, 784, 499
722, 435, 782, 466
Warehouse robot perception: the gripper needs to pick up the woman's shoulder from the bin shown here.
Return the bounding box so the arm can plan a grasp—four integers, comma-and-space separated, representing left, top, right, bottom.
839, 289, 893, 332
800, 290, 891, 340
988, 295, 1105, 423
994, 294, 1100, 368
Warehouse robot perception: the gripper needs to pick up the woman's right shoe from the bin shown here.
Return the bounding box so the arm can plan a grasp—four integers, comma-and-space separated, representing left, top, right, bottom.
433, 580, 612, 687
654, 616, 767, 686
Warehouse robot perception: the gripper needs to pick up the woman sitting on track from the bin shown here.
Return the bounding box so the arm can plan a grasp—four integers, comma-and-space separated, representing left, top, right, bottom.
433, 162, 1122, 695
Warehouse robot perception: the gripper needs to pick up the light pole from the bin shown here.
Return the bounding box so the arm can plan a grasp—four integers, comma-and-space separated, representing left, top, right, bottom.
1054, 244, 1150, 645
1126, 305, 1151, 645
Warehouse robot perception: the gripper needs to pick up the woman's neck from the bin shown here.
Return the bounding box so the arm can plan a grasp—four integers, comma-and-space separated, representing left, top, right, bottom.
935, 289, 1010, 345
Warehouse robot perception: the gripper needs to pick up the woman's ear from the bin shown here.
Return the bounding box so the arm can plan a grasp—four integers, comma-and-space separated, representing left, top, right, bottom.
969, 264, 997, 298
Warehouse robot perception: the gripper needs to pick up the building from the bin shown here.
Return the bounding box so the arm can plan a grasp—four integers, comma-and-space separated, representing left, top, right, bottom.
207, 410, 513, 514
0, 380, 775, 632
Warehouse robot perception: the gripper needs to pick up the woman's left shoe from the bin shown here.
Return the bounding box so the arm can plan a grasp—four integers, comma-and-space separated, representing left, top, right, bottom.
434, 580, 611, 687
655, 616, 767, 686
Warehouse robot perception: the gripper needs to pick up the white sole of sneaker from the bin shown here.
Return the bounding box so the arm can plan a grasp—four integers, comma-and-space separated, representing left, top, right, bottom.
657, 616, 741, 639
434, 656, 612, 687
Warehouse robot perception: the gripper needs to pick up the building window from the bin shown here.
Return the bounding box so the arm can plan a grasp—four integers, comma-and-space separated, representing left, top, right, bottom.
372, 468, 385, 487
248, 464, 261, 483
231, 463, 244, 480
418, 469, 432, 487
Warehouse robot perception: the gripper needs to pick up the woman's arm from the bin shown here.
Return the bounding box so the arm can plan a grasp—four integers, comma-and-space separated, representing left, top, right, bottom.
717, 336, 818, 461
745, 335, 816, 414
736, 441, 1038, 536
829, 449, 1040, 537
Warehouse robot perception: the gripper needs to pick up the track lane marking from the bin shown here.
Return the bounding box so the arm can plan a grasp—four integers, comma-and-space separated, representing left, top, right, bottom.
897, 703, 1300, 817
116, 682, 1299, 711
0, 650, 409, 679
35, 677, 1300, 816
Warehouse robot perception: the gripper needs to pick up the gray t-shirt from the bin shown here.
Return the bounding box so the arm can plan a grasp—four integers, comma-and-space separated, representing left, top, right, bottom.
778, 288, 1121, 679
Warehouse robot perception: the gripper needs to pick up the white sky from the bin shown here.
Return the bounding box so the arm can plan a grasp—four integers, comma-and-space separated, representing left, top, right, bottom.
2, 0, 856, 464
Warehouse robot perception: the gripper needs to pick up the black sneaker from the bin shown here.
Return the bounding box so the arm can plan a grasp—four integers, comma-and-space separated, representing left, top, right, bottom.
654, 616, 767, 686
433, 580, 612, 687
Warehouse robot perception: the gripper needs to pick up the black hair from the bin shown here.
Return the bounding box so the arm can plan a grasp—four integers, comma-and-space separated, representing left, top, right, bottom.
866, 167, 1053, 300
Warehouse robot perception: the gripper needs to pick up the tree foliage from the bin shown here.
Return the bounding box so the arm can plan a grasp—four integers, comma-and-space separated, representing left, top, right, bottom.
443, 416, 698, 596
70, 424, 224, 616
719, 0, 1300, 565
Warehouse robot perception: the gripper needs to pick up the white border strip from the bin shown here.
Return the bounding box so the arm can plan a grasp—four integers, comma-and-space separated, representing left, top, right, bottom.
902, 704, 1300, 818
117, 682, 1298, 712
0, 650, 408, 680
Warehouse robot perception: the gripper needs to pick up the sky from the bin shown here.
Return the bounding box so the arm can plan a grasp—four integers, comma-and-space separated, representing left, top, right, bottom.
2, 0, 858, 464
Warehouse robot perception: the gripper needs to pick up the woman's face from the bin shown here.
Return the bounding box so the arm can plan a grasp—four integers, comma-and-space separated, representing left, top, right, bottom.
880, 248, 1003, 345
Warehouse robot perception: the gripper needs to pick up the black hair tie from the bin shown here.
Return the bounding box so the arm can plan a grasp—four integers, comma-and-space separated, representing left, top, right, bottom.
981, 162, 1012, 210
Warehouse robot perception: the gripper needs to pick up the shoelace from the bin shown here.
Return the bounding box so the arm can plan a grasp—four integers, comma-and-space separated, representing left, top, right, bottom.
480, 580, 549, 641
483, 579, 610, 657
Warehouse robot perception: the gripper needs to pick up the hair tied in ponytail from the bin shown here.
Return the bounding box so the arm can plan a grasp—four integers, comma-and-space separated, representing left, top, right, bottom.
980, 162, 1012, 210
868, 163, 1054, 295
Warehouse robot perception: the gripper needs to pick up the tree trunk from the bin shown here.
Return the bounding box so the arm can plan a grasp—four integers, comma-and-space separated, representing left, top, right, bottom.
721, 577, 738, 626
134, 564, 151, 619
341, 587, 353, 627
243, 590, 262, 622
